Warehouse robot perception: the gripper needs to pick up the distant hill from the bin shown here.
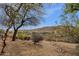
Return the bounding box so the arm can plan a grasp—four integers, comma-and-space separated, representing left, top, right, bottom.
28, 25, 76, 32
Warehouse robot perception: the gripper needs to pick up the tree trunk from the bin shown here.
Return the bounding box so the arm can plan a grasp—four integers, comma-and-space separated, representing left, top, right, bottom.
0, 39, 6, 55
0, 27, 10, 55
12, 29, 18, 41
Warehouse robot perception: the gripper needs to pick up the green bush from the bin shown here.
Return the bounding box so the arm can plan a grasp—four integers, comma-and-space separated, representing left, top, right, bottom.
0, 29, 4, 38
16, 32, 31, 40
16, 33, 25, 39
69, 28, 79, 43
0, 29, 4, 33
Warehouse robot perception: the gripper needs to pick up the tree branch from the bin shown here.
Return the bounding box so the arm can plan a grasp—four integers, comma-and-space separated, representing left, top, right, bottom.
74, 8, 79, 11
16, 3, 23, 12
16, 11, 27, 30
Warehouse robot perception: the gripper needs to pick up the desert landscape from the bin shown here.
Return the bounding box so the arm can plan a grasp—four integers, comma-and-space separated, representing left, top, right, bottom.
0, 26, 79, 56
0, 3, 79, 56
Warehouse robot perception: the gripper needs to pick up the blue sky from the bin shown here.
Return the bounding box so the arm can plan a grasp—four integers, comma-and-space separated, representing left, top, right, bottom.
21, 3, 64, 30
41, 4, 64, 26
0, 3, 65, 30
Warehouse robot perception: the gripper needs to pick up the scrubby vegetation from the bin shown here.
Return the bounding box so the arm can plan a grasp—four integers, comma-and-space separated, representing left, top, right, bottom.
0, 3, 79, 56
31, 32, 44, 44
0, 29, 4, 35
33, 26, 79, 43
16, 31, 31, 40
16, 32, 26, 40
15, 26, 79, 44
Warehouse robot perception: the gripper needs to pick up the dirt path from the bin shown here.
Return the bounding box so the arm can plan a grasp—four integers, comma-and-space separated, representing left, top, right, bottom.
0, 39, 79, 56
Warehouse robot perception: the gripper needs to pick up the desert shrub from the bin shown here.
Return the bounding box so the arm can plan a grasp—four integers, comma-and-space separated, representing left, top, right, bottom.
45, 26, 79, 43
0, 29, 4, 37
0, 29, 4, 33
31, 32, 43, 44
16, 33, 26, 39
16, 32, 31, 40
68, 28, 79, 43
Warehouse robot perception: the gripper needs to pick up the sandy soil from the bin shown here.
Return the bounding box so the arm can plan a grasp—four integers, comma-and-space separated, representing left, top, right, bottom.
0, 38, 79, 56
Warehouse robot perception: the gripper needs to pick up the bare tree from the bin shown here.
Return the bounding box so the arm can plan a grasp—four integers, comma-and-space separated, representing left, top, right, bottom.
9, 3, 43, 41
0, 4, 23, 54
